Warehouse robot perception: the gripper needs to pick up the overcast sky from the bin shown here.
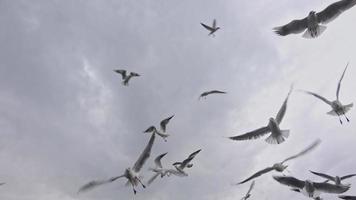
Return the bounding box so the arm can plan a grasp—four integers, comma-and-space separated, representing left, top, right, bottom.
0, 0, 355, 199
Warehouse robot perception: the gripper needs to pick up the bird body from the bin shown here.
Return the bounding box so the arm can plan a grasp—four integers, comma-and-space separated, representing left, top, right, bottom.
114, 69, 140, 86
200, 19, 220, 36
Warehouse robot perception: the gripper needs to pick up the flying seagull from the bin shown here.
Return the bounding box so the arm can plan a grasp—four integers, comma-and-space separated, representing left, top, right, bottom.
144, 115, 175, 141
339, 195, 356, 200
235, 139, 321, 184
147, 152, 170, 185
240, 181, 255, 200
114, 69, 140, 86
199, 90, 226, 100
200, 19, 220, 36
274, 0, 356, 38
300, 63, 353, 124
78, 133, 155, 195
310, 170, 356, 185
273, 175, 350, 199
229, 85, 293, 144
172, 149, 202, 176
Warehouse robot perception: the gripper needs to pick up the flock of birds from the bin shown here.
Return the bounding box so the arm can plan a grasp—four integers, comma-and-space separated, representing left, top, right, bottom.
1, 0, 356, 199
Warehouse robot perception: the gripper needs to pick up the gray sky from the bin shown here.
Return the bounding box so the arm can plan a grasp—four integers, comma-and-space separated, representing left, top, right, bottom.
0, 0, 355, 199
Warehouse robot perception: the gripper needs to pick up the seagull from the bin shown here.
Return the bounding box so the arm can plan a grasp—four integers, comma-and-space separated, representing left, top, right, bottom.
147, 152, 170, 185
172, 149, 202, 176
113, 69, 140, 86
274, 0, 356, 38
144, 115, 174, 141
199, 90, 226, 100
273, 175, 350, 199
240, 181, 255, 200
78, 133, 155, 195
339, 195, 356, 200
309, 170, 356, 185
300, 63, 353, 124
229, 85, 293, 144
200, 19, 220, 36
235, 139, 321, 184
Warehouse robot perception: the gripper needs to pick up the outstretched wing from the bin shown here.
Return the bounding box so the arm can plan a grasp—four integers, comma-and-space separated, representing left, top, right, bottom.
201, 23, 214, 31
336, 63, 349, 100
300, 90, 332, 105
339, 195, 356, 200
273, 176, 305, 189
179, 149, 202, 169
210, 90, 227, 94
314, 182, 350, 194
341, 174, 356, 180
310, 170, 336, 181
113, 69, 127, 79
160, 115, 174, 132
276, 85, 293, 124
133, 133, 156, 172
154, 152, 168, 168
317, 0, 356, 24
130, 72, 140, 77
78, 175, 125, 193
246, 181, 255, 196
281, 139, 321, 164
273, 18, 308, 36
144, 126, 156, 133
229, 126, 271, 141
238, 167, 275, 184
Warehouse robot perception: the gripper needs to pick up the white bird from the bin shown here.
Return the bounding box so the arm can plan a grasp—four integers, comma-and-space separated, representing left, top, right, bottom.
144, 115, 174, 141
240, 181, 255, 200
114, 69, 140, 86
300, 63, 353, 124
274, 0, 356, 38
200, 19, 220, 36
147, 152, 169, 185
273, 175, 350, 199
339, 195, 356, 200
172, 149, 202, 176
235, 139, 321, 184
78, 133, 155, 195
199, 90, 226, 100
310, 170, 356, 185
229, 85, 293, 144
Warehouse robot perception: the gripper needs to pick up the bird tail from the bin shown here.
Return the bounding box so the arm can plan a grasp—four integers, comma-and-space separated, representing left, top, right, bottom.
265, 130, 290, 144
302, 25, 327, 39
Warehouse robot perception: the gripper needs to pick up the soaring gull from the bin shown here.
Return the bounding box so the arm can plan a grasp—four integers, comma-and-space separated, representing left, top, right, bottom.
113, 69, 140, 86
78, 133, 156, 195
235, 139, 321, 184
172, 149, 202, 176
144, 115, 175, 141
200, 19, 220, 36
273, 175, 350, 199
300, 63, 353, 124
274, 0, 356, 38
229, 85, 293, 144
199, 90, 226, 100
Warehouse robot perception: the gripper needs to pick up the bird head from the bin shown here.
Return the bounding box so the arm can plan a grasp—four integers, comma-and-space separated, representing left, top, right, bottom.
305, 180, 315, 196
309, 11, 316, 16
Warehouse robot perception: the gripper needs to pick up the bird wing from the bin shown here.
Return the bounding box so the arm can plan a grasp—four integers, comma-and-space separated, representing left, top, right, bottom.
201, 23, 215, 31
78, 175, 125, 193
273, 176, 305, 189
301, 90, 332, 105
132, 133, 156, 172
310, 170, 336, 181
246, 181, 255, 196
144, 126, 156, 133
238, 167, 275, 184
130, 72, 140, 77
147, 173, 160, 185
276, 85, 293, 124
341, 174, 356, 180
180, 149, 201, 169
160, 115, 174, 132
114, 69, 127, 79
336, 63, 349, 100
281, 139, 321, 164
229, 126, 271, 141
314, 182, 350, 194
210, 90, 227, 94
213, 19, 217, 28
317, 0, 356, 24
273, 18, 308, 36
339, 195, 356, 200
154, 152, 168, 168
